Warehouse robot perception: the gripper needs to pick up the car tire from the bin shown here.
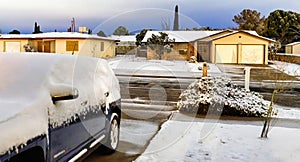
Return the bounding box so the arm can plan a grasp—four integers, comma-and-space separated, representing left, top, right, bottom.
99, 113, 120, 154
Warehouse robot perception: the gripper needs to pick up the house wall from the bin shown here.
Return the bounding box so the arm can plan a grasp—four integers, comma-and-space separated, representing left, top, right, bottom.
78, 39, 116, 58
198, 30, 232, 42
0, 39, 29, 52
292, 44, 300, 54
147, 42, 194, 60
0, 38, 116, 58
211, 32, 269, 64
197, 41, 211, 62
286, 46, 292, 54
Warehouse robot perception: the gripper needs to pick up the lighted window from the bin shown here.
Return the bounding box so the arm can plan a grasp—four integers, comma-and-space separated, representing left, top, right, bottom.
66, 41, 79, 51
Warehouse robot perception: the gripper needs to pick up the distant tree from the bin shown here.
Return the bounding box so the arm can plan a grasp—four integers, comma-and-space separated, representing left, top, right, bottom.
147, 32, 174, 60
32, 22, 42, 34
266, 10, 300, 45
9, 29, 20, 34
233, 9, 267, 35
97, 30, 106, 37
113, 26, 129, 35
136, 29, 150, 46
289, 24, 300, 42
173, 5, 179, 31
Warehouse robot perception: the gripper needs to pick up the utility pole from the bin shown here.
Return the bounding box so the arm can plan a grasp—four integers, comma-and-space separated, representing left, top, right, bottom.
71, 18, 76, 32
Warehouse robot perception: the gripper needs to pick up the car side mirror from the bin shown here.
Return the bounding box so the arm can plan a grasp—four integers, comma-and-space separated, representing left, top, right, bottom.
50, 85, 79, 103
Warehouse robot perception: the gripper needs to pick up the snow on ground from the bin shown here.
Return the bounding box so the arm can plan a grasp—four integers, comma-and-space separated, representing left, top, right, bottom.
108, 56, 221, 77
276, 104, 300, 120
269, 61, 300, 76
136, 113, 300, 162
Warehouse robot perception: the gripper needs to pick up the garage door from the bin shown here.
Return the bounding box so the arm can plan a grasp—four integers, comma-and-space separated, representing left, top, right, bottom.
5, 42, 21, 52
241, 45, 264, 64
215, 45, 237, 63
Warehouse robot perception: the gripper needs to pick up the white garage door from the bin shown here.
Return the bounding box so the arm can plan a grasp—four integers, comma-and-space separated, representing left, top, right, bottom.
5, 42, 21, 52
241, 45, 264, 64
215, 45, 237, 63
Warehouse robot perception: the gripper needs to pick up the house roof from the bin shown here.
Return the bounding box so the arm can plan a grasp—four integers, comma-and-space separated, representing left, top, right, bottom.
0, 32, 117, 41
108, 35, 137, 42
141, 30, 223, 43
209, 30, 276, 43
286, 42, 300, 46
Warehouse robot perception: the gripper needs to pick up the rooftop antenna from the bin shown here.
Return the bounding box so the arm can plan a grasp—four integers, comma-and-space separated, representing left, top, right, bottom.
71, 18, 76, 32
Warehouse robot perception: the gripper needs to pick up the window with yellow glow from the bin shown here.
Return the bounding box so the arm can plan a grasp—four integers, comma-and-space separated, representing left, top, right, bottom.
66, 41, 79, 51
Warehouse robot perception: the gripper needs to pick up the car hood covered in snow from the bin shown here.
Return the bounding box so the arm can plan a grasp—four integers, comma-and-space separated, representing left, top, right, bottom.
0, 53, 120, 154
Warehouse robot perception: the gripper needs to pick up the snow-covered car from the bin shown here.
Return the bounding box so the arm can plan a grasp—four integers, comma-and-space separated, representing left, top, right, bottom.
0, 53, 121, 162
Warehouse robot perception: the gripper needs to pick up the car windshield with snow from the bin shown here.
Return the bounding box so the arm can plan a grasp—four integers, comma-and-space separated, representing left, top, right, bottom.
0, 53, 121, 162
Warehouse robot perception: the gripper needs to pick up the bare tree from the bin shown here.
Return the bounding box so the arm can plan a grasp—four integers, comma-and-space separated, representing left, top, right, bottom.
161, 17, 171, 30
261, 60, 298, 138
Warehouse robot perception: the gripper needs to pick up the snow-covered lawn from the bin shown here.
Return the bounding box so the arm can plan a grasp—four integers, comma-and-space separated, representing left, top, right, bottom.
108, 56, 221, 77
136, 111, 300, 162
269, 61, 300, 76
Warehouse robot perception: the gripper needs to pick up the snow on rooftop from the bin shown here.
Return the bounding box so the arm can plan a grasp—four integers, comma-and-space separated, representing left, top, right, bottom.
141, 30, 274, 43
286, 42, 300, 46
109, 35, 137, 42
141, 30, 222, 43
210, 30, 275, 42
0, 32, 117, 41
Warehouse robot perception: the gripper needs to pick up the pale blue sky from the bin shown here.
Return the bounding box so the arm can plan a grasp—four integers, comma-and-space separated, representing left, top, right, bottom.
1, 0, 299, 34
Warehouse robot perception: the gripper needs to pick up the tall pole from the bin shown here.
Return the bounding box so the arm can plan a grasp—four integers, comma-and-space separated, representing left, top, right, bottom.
173, 5, 179, 31
71, 18, 75, 32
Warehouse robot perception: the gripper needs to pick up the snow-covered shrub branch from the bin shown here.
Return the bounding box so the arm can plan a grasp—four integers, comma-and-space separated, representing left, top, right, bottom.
178, 77, 277, 117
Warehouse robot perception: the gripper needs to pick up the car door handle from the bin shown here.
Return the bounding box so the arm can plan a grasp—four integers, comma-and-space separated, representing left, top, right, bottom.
81, 100, 88, 106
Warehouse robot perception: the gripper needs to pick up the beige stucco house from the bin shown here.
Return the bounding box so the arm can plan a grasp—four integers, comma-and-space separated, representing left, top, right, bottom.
0, 32, 117, 58
109, 35, 137, 55
142, 30, 275, 64
142, 31, 221, 60
285, 42, 300, 54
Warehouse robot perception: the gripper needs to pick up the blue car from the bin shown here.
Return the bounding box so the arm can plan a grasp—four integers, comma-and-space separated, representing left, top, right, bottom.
0, 53, 121, 162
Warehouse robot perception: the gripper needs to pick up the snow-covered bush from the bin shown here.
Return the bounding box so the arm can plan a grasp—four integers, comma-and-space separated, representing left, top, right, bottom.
178, 77, 277, 117
23, 43, 35, 52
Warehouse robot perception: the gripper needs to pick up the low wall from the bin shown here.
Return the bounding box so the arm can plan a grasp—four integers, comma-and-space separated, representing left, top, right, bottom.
272, 53, 300, 64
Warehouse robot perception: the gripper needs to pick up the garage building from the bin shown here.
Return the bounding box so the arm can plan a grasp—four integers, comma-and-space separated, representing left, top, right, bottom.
285, 42, 300, 54
196, 31, 275, 64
